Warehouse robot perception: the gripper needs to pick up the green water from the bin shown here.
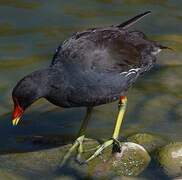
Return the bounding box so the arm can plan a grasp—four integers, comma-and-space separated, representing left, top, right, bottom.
0, 0, 181, 179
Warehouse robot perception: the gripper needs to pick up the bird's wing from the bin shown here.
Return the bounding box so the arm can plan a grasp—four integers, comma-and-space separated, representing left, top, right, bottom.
51, 28, 153, 73
51, 11, 155, 74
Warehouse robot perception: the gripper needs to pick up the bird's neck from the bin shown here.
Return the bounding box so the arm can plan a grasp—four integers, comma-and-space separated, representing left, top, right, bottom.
27, 68, 59, 98
42, 68, 68, 107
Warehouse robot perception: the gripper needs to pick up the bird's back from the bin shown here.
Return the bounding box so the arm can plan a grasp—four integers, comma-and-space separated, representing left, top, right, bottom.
51, 27, 156, 73
48, 12, 162, 107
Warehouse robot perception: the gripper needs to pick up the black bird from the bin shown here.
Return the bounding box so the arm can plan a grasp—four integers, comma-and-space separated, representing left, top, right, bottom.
12, 11, 167, 164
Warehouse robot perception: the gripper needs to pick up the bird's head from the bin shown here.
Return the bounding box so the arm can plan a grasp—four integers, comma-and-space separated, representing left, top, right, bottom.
11, 70, 49, 126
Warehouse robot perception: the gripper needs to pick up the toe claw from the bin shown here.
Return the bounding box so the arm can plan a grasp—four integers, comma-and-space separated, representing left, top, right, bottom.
76, 153, 86, 164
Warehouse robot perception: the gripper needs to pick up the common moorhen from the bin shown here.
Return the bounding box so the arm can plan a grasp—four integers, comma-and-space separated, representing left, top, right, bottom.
12, 11, 168, 164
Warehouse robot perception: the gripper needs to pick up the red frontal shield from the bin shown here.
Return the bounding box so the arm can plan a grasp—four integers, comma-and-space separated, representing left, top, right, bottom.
12, 97, 24, 126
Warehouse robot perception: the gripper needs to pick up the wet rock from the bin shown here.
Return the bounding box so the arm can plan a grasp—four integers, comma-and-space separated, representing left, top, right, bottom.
110, 142, 150, 177
112, 176, 146, 180
157, 142, 182, 177
0, 143, 83, 179
54, 175, 77, 180
0, 139, 151, 179
127, 133, 168, 153
0, 169, 24, 180
89, 142, 151, 178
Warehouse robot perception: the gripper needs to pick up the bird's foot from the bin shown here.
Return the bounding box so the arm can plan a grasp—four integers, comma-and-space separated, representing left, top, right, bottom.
60, 135, 85, 167
85, 138, 120, 163
61, 137, 121, 166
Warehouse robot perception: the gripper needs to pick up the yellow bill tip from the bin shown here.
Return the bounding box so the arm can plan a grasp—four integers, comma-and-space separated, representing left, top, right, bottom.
12, 117, 20, 126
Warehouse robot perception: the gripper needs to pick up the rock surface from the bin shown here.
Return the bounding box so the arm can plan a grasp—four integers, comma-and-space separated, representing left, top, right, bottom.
87, 142, 151, 178
127, 133, 168, 153
0, 139, 151, 179
157, 142, 182, 178
0, 169, 24, 180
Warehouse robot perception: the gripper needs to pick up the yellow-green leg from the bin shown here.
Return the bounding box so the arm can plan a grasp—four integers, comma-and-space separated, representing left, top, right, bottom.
85, 96, 127, 163
60, 107, 93, 166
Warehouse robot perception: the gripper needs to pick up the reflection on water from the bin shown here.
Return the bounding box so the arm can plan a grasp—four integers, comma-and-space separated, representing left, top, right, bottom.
0, 0, 181, 179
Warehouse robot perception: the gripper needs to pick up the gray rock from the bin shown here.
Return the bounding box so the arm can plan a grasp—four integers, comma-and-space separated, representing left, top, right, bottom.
88, 142, 151, 178
157, 142, 182, 178
112, 176, 146, 180
0, 139, 151, 179
0, 169, 24, 180
127, 133, 168, 154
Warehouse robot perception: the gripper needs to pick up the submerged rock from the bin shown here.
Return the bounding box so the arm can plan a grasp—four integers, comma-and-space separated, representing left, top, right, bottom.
0, 139, 151, 179
127, 133, 168, 154
157, 142, 182, 178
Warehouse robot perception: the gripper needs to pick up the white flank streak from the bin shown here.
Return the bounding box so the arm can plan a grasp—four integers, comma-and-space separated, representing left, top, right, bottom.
151, 48, 161, 55
128, 68, 140, 72
126, 71, 136, 77
120, 72, 128, 75
120, 68, 141, 77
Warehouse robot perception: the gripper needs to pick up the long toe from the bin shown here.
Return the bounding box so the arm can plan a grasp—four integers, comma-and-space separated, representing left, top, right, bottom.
60, 135, 85, 167
85, 139, 114, 163
76, 141, 85, 164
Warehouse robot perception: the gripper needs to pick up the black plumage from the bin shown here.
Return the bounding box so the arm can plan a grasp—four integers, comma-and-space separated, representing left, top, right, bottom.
12, 11, 163, 110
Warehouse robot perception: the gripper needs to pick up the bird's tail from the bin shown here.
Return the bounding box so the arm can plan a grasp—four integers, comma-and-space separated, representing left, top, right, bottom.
159, 45, 174, 51
117, 11, 151, 29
